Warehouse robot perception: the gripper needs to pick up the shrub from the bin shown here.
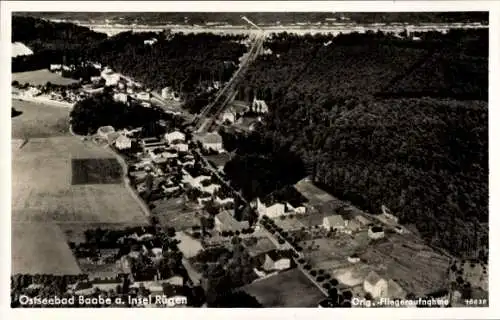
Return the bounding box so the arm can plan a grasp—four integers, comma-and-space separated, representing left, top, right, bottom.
298, 258, 305, 264
310, 270, 317, 276
304, 265, 312, 270
317, 276, 325, 282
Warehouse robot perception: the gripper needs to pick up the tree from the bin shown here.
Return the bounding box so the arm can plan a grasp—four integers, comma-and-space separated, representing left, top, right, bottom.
166, 227, 176, 238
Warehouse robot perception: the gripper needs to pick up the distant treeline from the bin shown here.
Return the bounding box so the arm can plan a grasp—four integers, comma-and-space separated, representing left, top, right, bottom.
14, 12, 489, 26
12, 17, 246, 99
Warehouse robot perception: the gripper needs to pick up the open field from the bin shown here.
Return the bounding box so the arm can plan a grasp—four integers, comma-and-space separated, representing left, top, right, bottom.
13, 136, 147, 224
11, 99, 70, 139
12, 223, 81, 275
242, 269, 325, 307
12, 131, 147, 275
12, 69, 80, 86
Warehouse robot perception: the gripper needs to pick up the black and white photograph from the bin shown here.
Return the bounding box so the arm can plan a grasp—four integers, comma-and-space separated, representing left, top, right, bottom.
2, 0, 497, 315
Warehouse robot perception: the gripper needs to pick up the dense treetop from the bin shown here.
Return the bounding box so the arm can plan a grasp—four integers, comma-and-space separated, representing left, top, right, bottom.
223, 29, 488, 259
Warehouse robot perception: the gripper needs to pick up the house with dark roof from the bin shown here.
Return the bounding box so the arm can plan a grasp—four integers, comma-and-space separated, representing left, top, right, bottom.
262, 250, 292, 271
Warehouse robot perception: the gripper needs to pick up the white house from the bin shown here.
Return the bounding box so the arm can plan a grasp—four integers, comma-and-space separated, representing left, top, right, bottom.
144, 38, 158, 46
215, 196, 234, 206
294, 206, 307, 214
347, 255, 361, 263
49, 64, 62, 72
251, 97, 269, 114
221, 110, 236, 124
200, 184, 221, 195
101, 68, 121, 86
90, 76, 102, 83
322, 215, 346, 231
113, 92, 128, 103
194, 132, 224, 152
262, 250, 291, 271
364, 272, 406, 299
136, 92, 151, 101
364, 271, 388, 298
253, 198, 285, 218
165, 131, 186, 144
368, 226, 385, 239
115, 135, 132, 150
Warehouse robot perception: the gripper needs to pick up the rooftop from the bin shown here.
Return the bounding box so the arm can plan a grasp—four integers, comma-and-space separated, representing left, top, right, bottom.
365, 270, 383, 286
323, 214, 345, 227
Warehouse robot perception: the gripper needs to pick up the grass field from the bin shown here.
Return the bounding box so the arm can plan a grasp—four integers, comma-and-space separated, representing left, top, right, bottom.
12, 117, 147, 275
11, 99, 70, 139
242, 269, 325, 307
12, 69, 80, 86
12, 223, 81, 275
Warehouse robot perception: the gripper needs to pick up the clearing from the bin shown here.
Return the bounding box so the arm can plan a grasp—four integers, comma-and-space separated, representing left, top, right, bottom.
242, 268, 325, 307
12, 69, 80, 86
11, 99, 70, 139
12, 106, 147, 275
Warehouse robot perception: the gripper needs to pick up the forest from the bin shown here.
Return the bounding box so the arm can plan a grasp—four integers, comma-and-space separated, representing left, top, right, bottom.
12, 16, 247, 98
69, 92, 183, 135
223, 29, 488, 259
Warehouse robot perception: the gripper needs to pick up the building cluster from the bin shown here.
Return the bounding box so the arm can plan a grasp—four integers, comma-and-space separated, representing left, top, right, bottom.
64, 226, 190, 307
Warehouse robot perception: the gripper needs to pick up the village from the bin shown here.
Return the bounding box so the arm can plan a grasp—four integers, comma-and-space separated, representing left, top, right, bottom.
10, 12, 489, 306
10, 53, 489, 307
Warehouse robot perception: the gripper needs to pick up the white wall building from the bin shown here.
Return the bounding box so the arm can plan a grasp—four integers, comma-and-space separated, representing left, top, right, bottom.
115, 135, 132, 150
322, 215, 347, 231
263, 251, 291, 271
113, 92, 128, 103
165, 131, 186, 144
